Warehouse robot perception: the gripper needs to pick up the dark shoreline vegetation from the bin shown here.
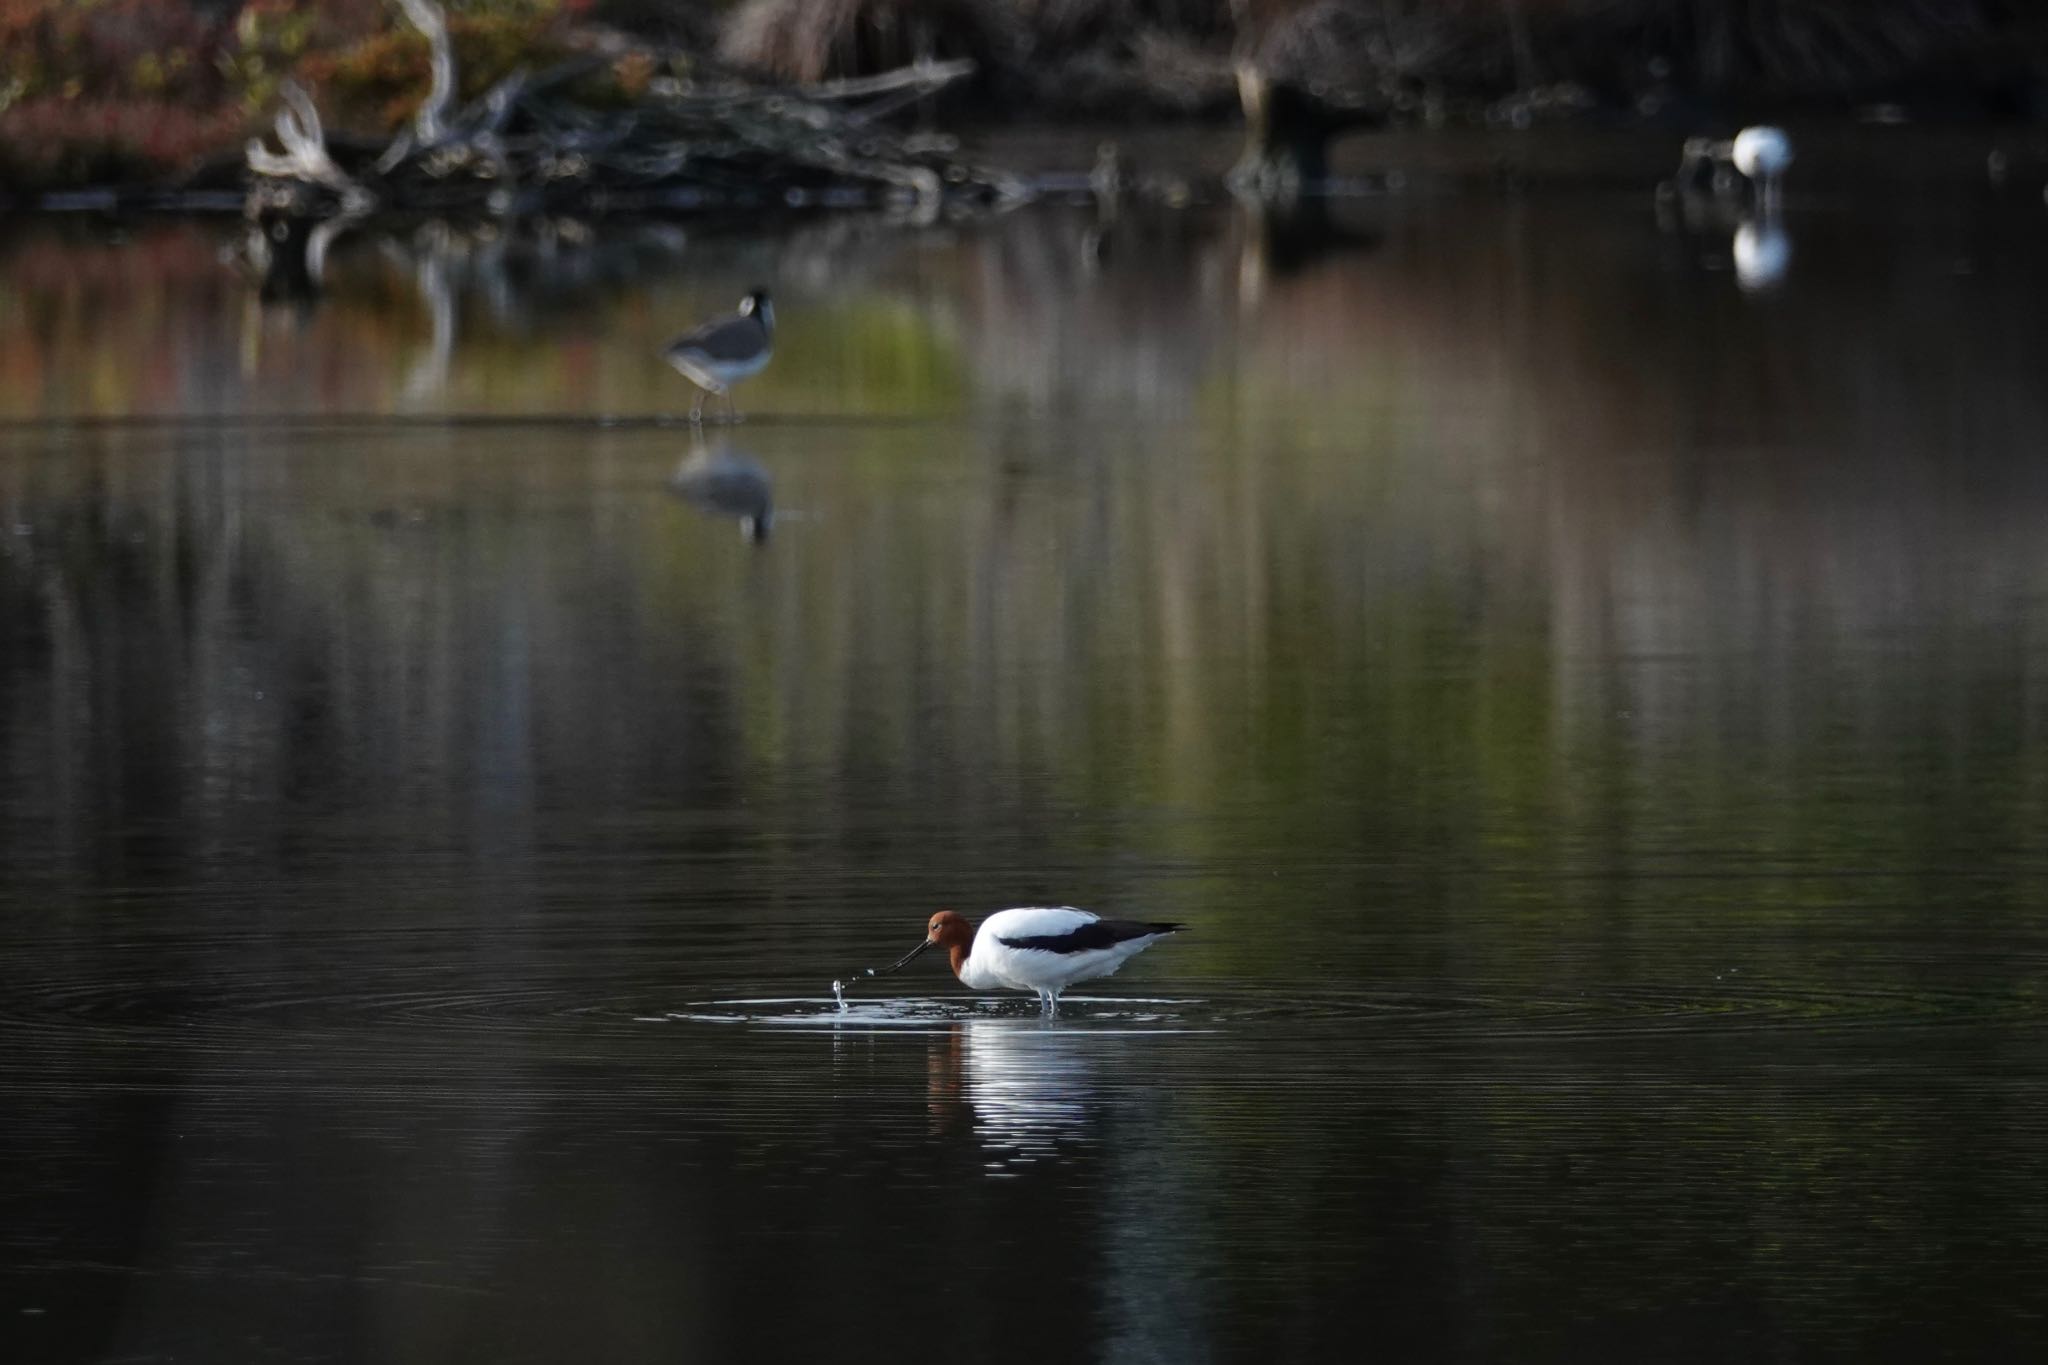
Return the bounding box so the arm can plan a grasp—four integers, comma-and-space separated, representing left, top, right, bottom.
0, 1, 2045, 206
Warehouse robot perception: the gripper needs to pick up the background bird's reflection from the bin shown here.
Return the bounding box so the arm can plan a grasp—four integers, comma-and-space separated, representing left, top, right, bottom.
1733, 216, 1792, 291
1657, 178, 1795, 293
669, 439, 773, 541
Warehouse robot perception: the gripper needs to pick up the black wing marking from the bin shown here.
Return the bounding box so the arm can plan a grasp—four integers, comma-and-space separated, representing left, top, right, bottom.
998, 919, 1187, 955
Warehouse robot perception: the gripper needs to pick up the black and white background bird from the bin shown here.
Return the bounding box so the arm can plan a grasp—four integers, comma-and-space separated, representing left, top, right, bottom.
663, 288, 775, 423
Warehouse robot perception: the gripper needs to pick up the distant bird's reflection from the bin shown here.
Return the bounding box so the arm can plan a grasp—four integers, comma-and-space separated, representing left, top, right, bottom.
1732, 217, 1793, 292
929, 1018, 1103, 1170
1656, 182, 1794, 294
668, 440, 773, 542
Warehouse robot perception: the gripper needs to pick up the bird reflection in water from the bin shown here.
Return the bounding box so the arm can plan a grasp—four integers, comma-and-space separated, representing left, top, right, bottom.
668, 439, 773, 542
1657, 178, 1794, 293
1732, 217, 1792, 292
928, 1019, 1103, 1172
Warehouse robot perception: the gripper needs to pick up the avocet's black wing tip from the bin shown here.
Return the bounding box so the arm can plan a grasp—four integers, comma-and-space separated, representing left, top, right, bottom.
998, 919, 1186, 953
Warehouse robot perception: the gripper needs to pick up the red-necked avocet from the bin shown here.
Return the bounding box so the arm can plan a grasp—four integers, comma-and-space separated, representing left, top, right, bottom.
886, 907, 1186, 1014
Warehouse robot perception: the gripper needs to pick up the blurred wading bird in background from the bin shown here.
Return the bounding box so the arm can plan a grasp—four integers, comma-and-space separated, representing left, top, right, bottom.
1668, 125, 1795, 211
664, 288, 775, 423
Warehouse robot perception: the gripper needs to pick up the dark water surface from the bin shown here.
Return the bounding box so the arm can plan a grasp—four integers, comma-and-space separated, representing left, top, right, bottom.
4, 130, 2048, 1363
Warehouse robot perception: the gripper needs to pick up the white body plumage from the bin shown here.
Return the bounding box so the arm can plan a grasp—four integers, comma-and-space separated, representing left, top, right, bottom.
891, 906, 1186, 1013
957, 907, 1168, 993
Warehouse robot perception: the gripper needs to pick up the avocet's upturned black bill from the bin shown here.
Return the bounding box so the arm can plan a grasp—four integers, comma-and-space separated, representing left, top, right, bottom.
888, 937, 936, 972
663, 288, 774, 423
887, 907, 1186, 1014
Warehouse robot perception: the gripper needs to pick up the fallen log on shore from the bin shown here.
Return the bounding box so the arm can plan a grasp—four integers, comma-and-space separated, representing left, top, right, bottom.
243, 0, 1030, 231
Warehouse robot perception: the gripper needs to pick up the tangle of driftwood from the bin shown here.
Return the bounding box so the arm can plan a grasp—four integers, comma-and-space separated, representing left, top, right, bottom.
244, 0, 1028, 228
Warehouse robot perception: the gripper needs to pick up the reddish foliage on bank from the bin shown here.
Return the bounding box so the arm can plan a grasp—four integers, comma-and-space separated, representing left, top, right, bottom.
0, 98, 249, 188
0, 0, 593, 190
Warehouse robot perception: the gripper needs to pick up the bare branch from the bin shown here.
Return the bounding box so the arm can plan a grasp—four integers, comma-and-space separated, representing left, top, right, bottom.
248, 45, 1020, 223
799, 58, 977, 103
393, 0, 456, 146
246, 80, 376, 211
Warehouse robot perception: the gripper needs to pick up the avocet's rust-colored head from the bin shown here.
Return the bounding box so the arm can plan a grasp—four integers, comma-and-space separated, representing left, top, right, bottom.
888, 910, 975, 976
925, 910, 973, 948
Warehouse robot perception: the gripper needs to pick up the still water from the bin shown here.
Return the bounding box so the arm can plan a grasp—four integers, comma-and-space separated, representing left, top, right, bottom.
4, 130, 2048, 1362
